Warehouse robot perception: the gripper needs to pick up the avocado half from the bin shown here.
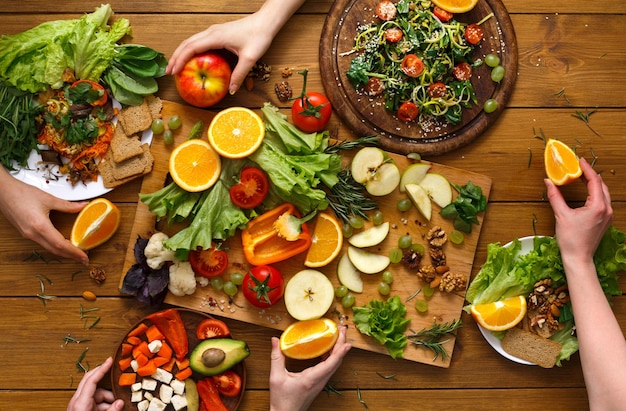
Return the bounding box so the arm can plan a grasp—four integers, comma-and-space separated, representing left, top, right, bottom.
189, 338, 250, 376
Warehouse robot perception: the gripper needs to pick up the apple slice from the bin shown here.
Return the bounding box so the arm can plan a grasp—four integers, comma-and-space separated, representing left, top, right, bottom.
419, 173, 453, 208
347, 246, 390, 274
351, 147, 400, 196
284, 269, 335, 321
348, 221, 390, 248
399, 163, 431, 192
337, 252, 363, 293
405, 183, 432, 220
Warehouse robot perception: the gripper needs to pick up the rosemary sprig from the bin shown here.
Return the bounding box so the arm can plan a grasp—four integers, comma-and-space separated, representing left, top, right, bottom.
376, 372, 397, 380
356, 387, 370, 411
407, 318, 462, 361
324, 135, 379, 154
326, 168, 378, 223
63, 334, 91, 346
555, 87, 572, 105
573, 108, 601, 137
322, 382, 342, 396
75, 347, 89, 373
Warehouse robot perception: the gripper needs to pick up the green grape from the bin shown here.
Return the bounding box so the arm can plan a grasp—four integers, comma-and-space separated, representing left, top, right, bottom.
449, 230, 465, 245
415, 299, 429, 313
483, 99, 498, 114
151, 118, 165, 134
398, 234, 412, 249
348, 215, 365, 229
229, 272, 244, 286
491, 65, 505, 83
411, 243, 425, 254
378, 282, 391, 296
423, 285, 435, 298
382, 270, 394, 284
389, 247, 403, 263
341, 293, 356, 308
335, 285, 348, 298
163, 129, 174, 145
168, 115, 183, 130
484, 53, 500, 68
210, 277, 224, 291
342, 223, 354, 239
397, 198, 412, 212
223, 281, 238, 297
372, 210, 384, 226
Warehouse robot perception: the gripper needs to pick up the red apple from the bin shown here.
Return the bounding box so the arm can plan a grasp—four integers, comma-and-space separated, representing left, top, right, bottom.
175, 52, 232, 108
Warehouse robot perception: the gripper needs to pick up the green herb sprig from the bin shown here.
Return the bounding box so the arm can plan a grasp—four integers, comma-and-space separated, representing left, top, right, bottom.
407, 318, 462, 361
326, 168, 378, 223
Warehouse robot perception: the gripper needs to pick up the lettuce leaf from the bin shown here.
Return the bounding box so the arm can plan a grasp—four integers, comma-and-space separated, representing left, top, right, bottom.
353, 296, 410, 359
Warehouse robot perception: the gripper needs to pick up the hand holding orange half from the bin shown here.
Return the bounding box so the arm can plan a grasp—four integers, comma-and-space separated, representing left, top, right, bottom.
544, 138, 582, 186
70, 198, 121, 250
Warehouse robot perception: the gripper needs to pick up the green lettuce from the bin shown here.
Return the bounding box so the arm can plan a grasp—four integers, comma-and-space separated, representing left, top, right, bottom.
353, 296, 410, 359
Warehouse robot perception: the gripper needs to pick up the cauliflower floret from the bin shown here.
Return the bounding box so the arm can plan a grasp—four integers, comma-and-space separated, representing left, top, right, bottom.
168, 261, 197, 297
145, 232, 176, 270
195, 276, 210, 288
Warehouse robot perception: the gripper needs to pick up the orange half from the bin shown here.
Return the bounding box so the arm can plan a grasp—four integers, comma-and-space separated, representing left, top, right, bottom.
70, 198, 121, 250
431, 0, 478, 13
544, 138, 582, 186
470, 295, 527, 332
169, 139, 221, 192
207, 107, 265, 159
279, 318, 339, 360
304, 213, 343, 268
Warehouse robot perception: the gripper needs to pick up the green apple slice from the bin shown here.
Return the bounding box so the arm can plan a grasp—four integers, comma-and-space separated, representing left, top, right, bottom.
419, 173, 453, 208
284, 269, 334, 321
348, 221, 390, 248
351, 147, 400, 196
347, 246, 390, 274
405, 183, 432, 220
337, 252, 363, 293
399, 163, 431, 192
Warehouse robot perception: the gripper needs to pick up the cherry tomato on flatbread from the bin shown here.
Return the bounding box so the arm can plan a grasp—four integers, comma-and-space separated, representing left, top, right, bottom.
229, 167, 269, 209
401, 54, 424, 78
465, 23, 484, 45
189, 244, 229, 278
397, 101, 419, 122
68, 80, 108, 106
376, 0, 397, 21
427, 82, 447, 98
196, 318, 231, 340
452, 62, 473, 81
365, 77, 385, 96
385, 27, 403, 43
291, 92, 332, 133
433, 6, 453, 22
211, 370, 242, 397
242, 265, 284, 308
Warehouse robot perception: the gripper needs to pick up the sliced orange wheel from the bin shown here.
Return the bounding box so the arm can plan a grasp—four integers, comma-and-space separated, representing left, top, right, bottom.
304, 213, 343, 268
70, 198, 121, 250
279, 318, 339, 360
207, 107, 265, 159
544, 138, 582, 186
431, 0, 478, 13
169, 139, 221, 192
470, 295, 527, 332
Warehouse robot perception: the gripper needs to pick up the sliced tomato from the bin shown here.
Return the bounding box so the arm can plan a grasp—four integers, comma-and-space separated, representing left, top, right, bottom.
211, 370, 242, 397
452, 62, 473, 81
464, 23, 484, 45
365, 77, 385, 96
189, 244, 229, 278
385, 27, 403, 43
376, 0, 397, 21
229, 167, 269, 209
401, 54, 424, 78
433, 6, 453, 22
397, 101, 419, 122
69, 80, 108, 106
427, 82, 447, 98
196, 318, 230, 340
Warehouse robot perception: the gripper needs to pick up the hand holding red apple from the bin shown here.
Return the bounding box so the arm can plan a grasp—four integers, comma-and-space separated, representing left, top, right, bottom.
174, 51, 232, 108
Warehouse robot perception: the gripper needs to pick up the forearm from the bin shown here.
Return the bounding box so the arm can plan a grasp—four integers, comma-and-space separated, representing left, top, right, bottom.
256, 0, 307, 38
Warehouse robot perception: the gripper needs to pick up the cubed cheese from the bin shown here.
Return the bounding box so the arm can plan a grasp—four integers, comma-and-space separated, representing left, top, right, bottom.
144, 392, 154, 401
131, 382, 143, 392
131, 390, 143, 403
131, 359, 139, 372
137, 399, 150, 411
170, 379, 185, 395
148, 339, 163, 354
152, 368, 173, 384
147, 397, 167, 411
142, 378, 157, 391
159, 384, 174, 404
171, 394, 188, 411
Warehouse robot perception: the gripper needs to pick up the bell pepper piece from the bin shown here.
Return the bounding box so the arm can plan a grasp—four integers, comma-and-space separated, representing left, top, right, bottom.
146, 308, 188, 361
197, 378, 229, 411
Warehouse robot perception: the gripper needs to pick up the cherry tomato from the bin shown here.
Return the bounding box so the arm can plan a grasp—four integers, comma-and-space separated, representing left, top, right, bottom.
452, 62, 473, 81
196, 318, 230, 340
401, 54, 424, 78
376, 0, 397, 21
242, 265, 284, 308
211, 370, 242, 397
189, 244, 229, 278
433, 6, 453, 22
385, 27, 403, 43
427, 82, 447, 98
464, 23, 484, 45
68, 80, 108, 106
229, 167, 269, 209
365, 77, 385, 96
397, 101, 419, 122
291, 92, 332, 133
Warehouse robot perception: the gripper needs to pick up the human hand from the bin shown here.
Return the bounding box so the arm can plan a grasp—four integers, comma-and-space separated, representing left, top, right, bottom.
545, 157, 613, 260
67, 357, 123, 411
269, 325, 352, 411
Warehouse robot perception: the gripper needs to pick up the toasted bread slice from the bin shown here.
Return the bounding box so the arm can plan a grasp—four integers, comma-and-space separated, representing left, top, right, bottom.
117, 99, 152, 135
110, 123, 144, 163
146, 94, 163, 119
100, 144, 154, 189
501, 327, 562, 368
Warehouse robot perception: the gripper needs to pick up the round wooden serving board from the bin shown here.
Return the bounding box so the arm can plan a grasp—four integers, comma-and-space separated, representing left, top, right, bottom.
319, 0, 518, 156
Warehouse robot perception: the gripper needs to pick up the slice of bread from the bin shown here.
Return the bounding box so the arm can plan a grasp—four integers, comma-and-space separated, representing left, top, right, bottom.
110, 123, 144, 163
501, 327, 562, 368
146, 94, 163, 119
100, 144, 154, 188
117, 99, 152, 135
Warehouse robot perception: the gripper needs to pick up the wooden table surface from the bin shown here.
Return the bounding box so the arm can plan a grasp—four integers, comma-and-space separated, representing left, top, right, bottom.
1, 1, 626, 410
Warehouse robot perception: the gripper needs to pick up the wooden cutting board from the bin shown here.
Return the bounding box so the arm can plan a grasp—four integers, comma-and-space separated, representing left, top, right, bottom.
121, 101, 492, 368
319, 0, 518, 156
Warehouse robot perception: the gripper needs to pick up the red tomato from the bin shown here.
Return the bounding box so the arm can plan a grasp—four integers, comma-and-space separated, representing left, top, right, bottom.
464, 23, 484, 45
401, 54, 424, 78
291, 92, 332, 133
189, 244, 229, 278
385, 27, 403, 43
365, 77, 385, 96
69, 80, 108, 106
242, 265, 284, 308
229, 167, 269, 209
196, 318, 230, 340
433, 6, 453, 22
376, 0, 397, 21
427, 82, 447, 98
452, 62, 473, 81
211, 370, 242, 397
397, 101, 419, 122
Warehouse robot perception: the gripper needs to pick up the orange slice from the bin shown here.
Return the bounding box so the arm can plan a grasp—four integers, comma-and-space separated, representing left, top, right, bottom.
431, 0, 478, 13
207, 107, 265, 159
70, 198, 121, 250
470, 295, 527, 331
279, 318, 339, 360
544, 138, 582, 186
169, 139, 221, 192
304, 213, 343, 268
